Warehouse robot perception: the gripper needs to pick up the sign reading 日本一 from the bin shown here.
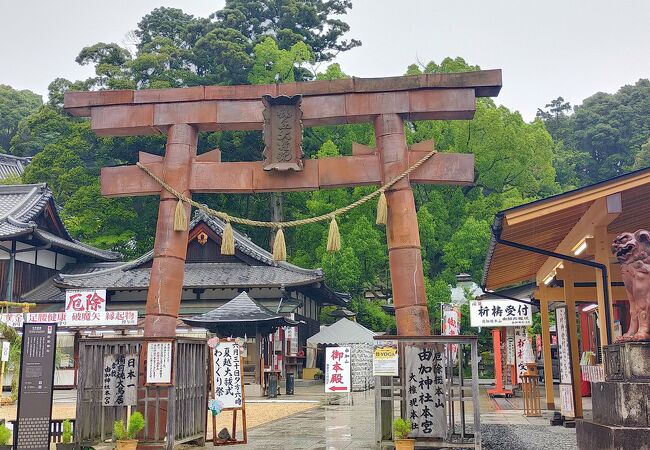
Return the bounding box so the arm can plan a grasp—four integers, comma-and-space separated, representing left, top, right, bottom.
373, 340, 399, 376
325, 346, 351, 392
146, 341, 173, 384
213, 342, 244, 408
103, 354, 138, 406
470, 299, 532, 327
405, 344, 446, 438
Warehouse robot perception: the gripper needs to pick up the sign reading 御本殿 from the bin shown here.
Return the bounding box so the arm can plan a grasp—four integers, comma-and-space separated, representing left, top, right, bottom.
325, 346, 351, 393
470, 299, 532, 327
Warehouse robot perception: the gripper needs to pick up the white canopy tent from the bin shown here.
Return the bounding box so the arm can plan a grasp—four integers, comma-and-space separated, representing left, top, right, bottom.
307, 318, 376, 391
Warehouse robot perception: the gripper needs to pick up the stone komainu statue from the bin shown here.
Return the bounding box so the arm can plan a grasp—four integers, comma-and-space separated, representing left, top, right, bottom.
612, 230, 650, 341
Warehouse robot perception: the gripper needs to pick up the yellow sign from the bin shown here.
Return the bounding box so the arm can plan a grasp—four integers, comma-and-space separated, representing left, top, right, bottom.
373, 340, 399, 376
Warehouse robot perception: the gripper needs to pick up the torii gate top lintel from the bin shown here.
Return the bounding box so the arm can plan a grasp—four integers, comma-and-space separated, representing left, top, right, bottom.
63, 70, 502, 136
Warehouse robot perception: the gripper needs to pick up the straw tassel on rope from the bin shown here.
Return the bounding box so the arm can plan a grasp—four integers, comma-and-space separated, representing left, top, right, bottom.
221, 218, 235, 255
376, 191, 388, 225
173, 198, 188, 231
326, 216, 341, 252
272, 227, 287, 262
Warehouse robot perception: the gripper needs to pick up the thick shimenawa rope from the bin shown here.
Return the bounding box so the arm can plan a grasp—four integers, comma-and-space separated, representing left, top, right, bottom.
136, 147, 437, 230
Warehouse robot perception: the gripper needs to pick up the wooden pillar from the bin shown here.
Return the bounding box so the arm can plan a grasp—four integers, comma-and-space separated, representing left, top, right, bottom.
138, 124, 197, 447
538, 285, 555, 410
144, 124, 198, 338
374, 114, 430, 336
594, 224, 615, 350
561, 264, 583, 418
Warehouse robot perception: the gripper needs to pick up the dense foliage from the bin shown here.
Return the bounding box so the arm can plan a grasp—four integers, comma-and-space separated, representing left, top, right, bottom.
1, 3, 648, 335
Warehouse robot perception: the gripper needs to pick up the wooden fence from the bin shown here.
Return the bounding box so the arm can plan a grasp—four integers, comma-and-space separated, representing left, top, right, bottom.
76, 337, 207, 448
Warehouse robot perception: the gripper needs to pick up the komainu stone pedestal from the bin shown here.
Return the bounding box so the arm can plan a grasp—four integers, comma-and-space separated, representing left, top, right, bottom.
576, 342, 650, 450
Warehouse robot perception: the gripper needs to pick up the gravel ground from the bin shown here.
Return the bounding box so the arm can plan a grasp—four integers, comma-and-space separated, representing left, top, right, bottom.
482, 424, 577, 450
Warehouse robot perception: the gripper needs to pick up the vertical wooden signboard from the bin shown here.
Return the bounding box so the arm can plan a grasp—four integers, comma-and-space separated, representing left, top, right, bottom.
15, 323, 57, 450
211, 341, 247, 445
556, 306, 575, 417
404, 343, 446, 439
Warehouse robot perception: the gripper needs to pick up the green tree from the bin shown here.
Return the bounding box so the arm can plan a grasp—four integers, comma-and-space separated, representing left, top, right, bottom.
0, 85, 42, 151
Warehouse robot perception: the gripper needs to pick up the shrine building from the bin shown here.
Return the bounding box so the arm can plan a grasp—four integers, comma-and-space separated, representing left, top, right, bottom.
482, 166, 650, 418
20, 209, 348, 388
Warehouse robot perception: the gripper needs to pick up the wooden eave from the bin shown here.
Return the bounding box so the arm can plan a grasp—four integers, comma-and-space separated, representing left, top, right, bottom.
483, 167, 650, 290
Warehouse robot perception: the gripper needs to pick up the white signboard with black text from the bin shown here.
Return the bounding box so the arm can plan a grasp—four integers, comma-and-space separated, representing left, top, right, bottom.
556, 306, 575, 417
103, 354, 138, 406
1, 310, 138, 328
405, 344, 446, 438
213, 342, 244, 408
325, 346, 351, 393
146, 341, 173, 384
470, 299, 532, 327
1, 341, 9, 362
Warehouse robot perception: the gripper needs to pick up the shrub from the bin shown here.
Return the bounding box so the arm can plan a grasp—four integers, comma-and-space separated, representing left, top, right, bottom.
62, 419, 73, 444
113, 411, 146, 441
0, 424, 11, 445
393, 417, 411, 440
127, 412, 145, 439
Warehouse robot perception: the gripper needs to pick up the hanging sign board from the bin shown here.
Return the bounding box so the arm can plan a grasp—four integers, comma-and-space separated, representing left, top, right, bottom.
325, 346, 351, 393
103, 354, 138, 406
515, 331, 535, 384
556, 306, 575, 417
1, 341, 9, 362
146, 341, 173, 385
1, 310, 138, 328
470, 299, 532, 327
506, 335, 515, 366
285, 326, 299, 356
65, 289, 107, 312
404, 344, 446, 438
213, 342, 244, 408
373, 339, 399, 376
15, 323, 57, 450
441, 304, 460, 363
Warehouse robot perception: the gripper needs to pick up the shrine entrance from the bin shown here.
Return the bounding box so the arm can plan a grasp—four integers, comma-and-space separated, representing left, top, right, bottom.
64, 70, 502, 447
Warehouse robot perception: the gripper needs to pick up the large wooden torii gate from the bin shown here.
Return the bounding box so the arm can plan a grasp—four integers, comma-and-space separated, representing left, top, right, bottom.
64, 70, 501, 445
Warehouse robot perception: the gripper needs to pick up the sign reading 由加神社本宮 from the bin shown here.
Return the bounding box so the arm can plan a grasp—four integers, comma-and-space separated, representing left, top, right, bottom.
213, 342, 244, 408
405, 344, 446, 438
470, 299, 532, 327
325, 347, 351, 393
103, 354, 138, 406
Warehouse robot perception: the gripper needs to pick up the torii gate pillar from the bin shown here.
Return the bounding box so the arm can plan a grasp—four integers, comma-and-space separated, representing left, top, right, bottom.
145, 123, 197, 337
375, 114, 430, 335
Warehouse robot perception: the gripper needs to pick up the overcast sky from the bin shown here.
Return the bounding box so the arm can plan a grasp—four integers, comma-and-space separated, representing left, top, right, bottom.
2, 0, 650, 120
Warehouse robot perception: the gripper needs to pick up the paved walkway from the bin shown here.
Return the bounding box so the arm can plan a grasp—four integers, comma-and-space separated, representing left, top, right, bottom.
205, 384, 585, 449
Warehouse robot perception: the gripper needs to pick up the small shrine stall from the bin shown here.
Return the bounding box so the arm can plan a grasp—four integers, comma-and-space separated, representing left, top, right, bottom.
183, 291, 298, 396
482, 166, 650, 418
306, 318, 375, 391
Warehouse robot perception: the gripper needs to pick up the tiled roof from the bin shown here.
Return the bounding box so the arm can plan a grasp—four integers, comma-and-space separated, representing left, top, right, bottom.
0, 154, 31, 180
25, 210, 348, 306
0, 183, 119, 260
57, 262, 322, 289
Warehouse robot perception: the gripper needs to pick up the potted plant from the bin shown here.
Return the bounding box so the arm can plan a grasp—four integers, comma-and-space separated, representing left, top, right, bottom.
0, 422, 11, 450
113, 412, 145, 450
393, 418, 414, 450
56, 419, 78, 450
